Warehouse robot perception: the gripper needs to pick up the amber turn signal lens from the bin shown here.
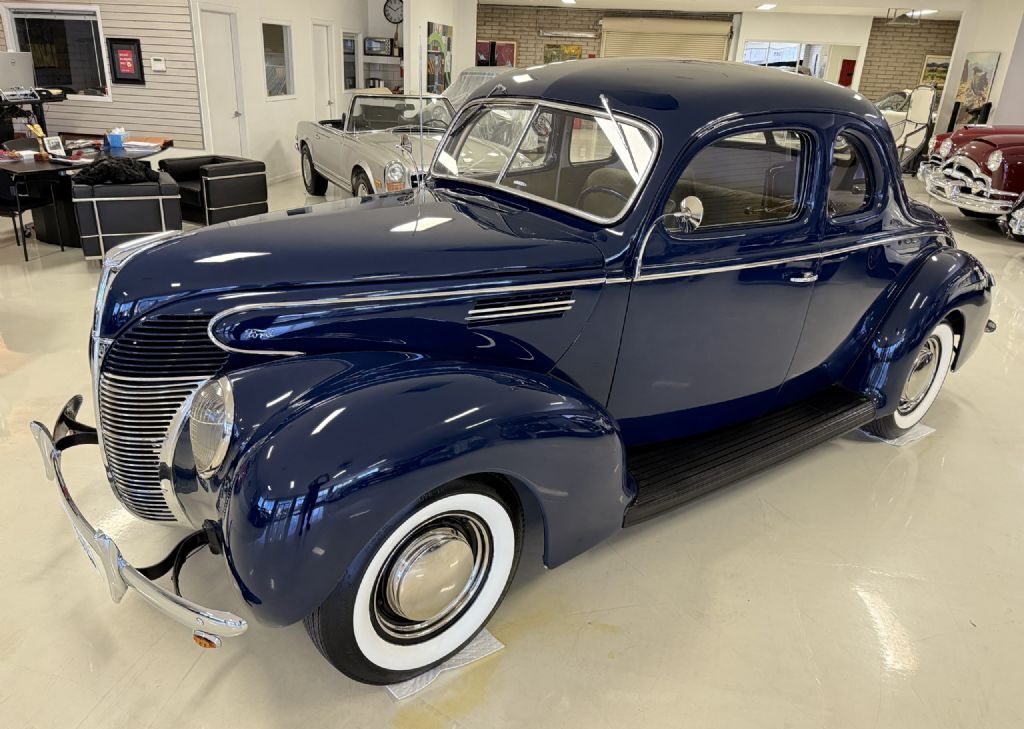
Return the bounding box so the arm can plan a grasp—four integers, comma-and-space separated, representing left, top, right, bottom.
386, 181, 404, 192
192, 631, 221, 649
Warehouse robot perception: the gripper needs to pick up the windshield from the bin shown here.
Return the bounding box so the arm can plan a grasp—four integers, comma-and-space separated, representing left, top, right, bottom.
876, 91, 910, 113
432, 101, 657, 223
349, 96, 453, 132
442, 67, 512, 110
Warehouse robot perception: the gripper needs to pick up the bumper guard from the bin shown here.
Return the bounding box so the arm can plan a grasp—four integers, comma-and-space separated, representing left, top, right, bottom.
918, 162, 1017, 215
29, 396, 248, 644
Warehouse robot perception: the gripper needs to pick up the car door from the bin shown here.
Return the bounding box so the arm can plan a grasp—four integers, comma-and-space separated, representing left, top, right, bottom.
608, 117, 825, 446
781, 118, 930, 401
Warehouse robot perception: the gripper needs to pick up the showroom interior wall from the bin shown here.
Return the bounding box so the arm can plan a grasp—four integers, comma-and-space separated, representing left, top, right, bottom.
476, 5, 603, 67
857, 18, 959, 101
733, 12, 873, 90
193, 0, 368, 183
402, 0, 477, 94
939, 0, 1024, 128
0, 0, 204, 148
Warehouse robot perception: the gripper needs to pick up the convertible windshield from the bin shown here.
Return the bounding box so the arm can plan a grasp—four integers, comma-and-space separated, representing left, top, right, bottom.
431, 101, 657, 222
349, 96, 453, 132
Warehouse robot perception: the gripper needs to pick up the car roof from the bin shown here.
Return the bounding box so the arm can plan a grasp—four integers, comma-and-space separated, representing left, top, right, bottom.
465, 58, 885, 133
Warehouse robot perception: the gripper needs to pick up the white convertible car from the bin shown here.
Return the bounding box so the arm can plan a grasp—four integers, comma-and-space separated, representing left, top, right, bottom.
296, 90, 454, 196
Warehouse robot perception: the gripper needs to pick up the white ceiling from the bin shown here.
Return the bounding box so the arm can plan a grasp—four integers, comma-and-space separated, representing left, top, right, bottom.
488, 0, 964, 21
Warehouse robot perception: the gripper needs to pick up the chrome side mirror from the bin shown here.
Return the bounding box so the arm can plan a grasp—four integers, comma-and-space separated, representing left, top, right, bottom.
662, 195, 704, 234
677, 195, 704, 231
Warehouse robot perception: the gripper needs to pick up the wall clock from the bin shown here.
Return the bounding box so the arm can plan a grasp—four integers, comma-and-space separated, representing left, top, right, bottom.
384, 0, 403, 25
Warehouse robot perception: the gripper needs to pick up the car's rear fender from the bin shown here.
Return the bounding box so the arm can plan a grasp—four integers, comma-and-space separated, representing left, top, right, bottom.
215, 351, 628, 626
842, 246, 993, 414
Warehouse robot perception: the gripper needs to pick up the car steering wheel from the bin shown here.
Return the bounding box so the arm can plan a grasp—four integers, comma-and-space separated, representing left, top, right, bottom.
577, 186, 629, 211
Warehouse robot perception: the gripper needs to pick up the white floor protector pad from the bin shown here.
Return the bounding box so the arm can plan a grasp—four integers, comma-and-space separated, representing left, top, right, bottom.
862, 423, 935, 447
385, 630, 504, 700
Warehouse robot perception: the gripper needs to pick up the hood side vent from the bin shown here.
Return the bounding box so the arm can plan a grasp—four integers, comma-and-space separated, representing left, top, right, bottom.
466, 289, 574, 325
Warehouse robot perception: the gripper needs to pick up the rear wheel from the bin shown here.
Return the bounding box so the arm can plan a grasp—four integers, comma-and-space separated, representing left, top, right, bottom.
304, 480, 522, 684
301, 145, 328, 196
866, 321, 954, 440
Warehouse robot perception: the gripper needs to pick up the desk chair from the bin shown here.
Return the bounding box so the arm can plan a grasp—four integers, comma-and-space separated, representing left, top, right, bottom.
1, 138, 61, 260
0, 181, 60, 262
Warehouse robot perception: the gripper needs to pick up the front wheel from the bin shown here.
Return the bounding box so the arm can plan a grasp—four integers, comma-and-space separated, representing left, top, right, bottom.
866, 321, 954, 439
304, 481, 522, 684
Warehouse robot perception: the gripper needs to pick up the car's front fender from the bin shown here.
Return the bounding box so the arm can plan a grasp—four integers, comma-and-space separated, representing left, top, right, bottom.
217, 352, 628, 626
843, 247, 993, 413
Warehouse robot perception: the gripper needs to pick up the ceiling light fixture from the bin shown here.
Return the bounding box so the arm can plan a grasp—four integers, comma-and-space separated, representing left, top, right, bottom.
756, 3, 777, 9
562, 0, 577, 4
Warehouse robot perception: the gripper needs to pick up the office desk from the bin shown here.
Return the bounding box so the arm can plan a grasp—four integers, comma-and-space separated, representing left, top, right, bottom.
0, 158, 72, 250
0, 144, 174, 253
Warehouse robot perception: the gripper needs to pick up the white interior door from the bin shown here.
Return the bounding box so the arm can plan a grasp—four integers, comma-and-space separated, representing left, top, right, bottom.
200, 9, 244, 156
312, 23, 336, 120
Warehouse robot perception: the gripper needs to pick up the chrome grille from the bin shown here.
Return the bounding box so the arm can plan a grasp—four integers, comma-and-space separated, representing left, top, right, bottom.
97, 314, 228, 522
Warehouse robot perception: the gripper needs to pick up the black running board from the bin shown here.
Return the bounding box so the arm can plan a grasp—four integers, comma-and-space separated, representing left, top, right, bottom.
623, 388, 876, 526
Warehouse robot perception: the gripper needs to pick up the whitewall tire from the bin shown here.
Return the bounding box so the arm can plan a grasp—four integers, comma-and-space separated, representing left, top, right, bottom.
867, 321, 954, 439
304, 481, 522, 684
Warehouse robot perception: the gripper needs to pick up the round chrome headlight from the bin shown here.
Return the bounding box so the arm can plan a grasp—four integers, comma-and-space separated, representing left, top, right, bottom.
384, 160, 406, 191
938, 138, 953, 158
986, 149, 1003, 172
190, 376, 234, 478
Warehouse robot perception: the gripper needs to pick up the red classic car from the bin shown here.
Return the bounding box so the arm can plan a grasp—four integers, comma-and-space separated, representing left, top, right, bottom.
919, 125, 1024, 223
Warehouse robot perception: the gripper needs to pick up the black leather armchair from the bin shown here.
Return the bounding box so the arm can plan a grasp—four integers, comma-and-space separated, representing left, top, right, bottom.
72, 172, 182, 258
158, 155, 268, 225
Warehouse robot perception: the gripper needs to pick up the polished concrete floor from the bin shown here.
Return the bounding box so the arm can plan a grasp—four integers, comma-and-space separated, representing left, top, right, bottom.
1, 177, 1023, 729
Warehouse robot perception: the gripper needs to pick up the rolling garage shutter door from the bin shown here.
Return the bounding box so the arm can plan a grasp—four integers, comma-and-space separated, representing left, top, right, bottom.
600, 18, 732, 60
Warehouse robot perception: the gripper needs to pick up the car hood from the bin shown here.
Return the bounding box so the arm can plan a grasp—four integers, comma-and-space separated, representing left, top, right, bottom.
357, 129, 445, 171
99, 188, 606, 336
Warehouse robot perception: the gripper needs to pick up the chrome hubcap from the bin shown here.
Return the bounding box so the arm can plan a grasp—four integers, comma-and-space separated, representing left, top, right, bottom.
302, 155, 312, 185
899, 334, 941, 414
373, 513, 490, 641
357, 182, 369, 196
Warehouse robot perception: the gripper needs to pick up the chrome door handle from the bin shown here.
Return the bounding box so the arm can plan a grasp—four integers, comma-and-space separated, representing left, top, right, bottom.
789, 272, 818, 284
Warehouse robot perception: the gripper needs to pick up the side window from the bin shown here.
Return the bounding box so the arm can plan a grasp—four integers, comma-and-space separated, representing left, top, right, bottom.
668, 129, 807, 228
569, 117, 614, 164
828, 133, 873, 216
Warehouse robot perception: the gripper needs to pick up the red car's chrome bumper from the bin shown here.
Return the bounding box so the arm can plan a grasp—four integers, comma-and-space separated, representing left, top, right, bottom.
919, 161, 1017, 215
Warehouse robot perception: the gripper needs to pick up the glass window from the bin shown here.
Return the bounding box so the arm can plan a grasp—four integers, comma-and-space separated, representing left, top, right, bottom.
569, 117, 614, 164
828, 133, 872, 216
348, 96, 453, 132
434, 105, 536, 183
262, 23, 293, 97
432, 102, 656, 222
11, 8, 108, 97
667, 129, 807, 228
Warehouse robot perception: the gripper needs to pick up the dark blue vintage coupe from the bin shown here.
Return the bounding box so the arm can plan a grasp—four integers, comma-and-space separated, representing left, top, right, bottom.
32, 59, 994, 684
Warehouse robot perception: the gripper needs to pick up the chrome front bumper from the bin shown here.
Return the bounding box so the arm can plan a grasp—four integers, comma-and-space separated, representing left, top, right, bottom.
1005, 208, 1024, 236
29, 396, 247, 642
918, 162, 1017, 215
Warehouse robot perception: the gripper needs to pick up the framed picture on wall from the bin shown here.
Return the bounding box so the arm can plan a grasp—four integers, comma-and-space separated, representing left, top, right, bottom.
954, 51, 1000, 126
920, 55, 951, 89
108, 38, 145, 85
544, 43, 582, 64
426, 22, 453, 93
476, 40, 517, 67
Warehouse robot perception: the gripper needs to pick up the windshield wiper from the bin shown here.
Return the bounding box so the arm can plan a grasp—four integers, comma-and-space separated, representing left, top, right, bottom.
600, 93, 639, 179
